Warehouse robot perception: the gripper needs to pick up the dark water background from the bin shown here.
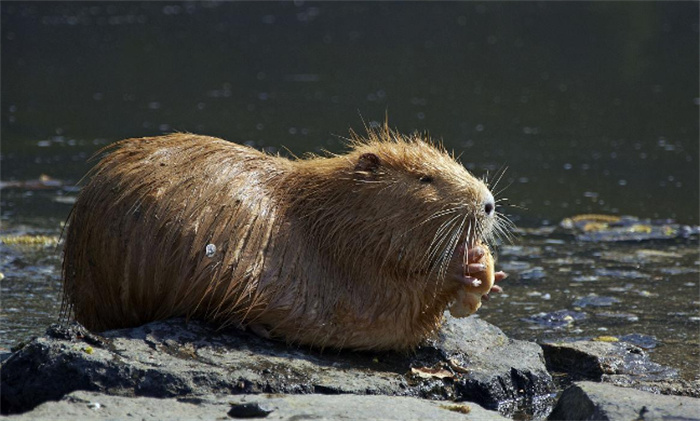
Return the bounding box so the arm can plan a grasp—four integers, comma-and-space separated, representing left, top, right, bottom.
2, 1, 699, 387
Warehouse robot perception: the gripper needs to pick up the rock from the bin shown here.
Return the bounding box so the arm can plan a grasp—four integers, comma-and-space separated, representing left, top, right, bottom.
572, 294, 620, 308
1, 390, 508, 420
523, 310, 587, 328
547, 381, 700, 421
558, 214, 699, 242
540, 339, 700, 398
1, 315, 553, 418
436, 315, 554, 417
540, 339, 678, 383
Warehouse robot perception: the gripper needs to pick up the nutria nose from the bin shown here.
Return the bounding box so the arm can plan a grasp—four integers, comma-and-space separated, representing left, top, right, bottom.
483, 192, 495, 217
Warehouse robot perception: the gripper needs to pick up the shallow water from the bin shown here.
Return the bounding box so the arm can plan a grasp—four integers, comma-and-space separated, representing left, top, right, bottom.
0, 235, 63, 349
1, 1, 698, 382
481, 234, 700, 382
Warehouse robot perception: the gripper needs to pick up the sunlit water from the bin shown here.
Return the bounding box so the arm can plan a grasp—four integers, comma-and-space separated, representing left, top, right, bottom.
2, 1, 698, 384
482, 235, 700, 381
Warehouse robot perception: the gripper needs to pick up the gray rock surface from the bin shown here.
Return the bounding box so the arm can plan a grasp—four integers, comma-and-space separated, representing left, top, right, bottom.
540, 339, 699, 397
547, 381, 700, 421
2, 390, 508, 421
437, 315, 554, 416
541, 339, 670, 381
1, 315, 553, 417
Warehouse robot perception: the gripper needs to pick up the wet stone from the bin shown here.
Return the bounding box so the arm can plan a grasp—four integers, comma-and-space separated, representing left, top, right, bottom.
515, 226, 557, 237
498, 260, 532, 273
518, 266, 547, 281
572, 294, 621, 308
559, 215, 700, 242
606, 283, 635, 293
545, 257, 596, 267
617, 334, 658, 350
522, 310, 587, 328
599, 248, 684, 265
540, 339, 679, 384
570, 275, 600, 283
594, 312, 640, 323
660, 267, 698, 275
593, 268, 649, 279
633, 249, 683, 261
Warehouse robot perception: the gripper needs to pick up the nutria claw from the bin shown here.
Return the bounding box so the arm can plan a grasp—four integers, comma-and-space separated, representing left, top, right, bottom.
466, 262, 487, 275
467, 245, 486, 260
493, 271, 508, 290
457, 275, 482, 287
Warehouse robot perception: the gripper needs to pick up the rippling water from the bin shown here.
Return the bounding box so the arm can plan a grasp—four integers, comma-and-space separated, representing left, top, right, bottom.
2, 2, 698, 381
482, 235, 699, 381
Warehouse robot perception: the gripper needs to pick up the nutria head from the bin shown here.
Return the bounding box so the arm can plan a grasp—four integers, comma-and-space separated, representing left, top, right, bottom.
274, 128, 507, 347
291, 129, 498, 273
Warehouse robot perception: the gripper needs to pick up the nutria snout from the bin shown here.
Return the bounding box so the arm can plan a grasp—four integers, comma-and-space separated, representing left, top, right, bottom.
61, 126, 509, 350
484, 193, 496, 217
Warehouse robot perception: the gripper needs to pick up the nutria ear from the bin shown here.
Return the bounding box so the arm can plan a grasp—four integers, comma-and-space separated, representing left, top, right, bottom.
355, 153, 381, 173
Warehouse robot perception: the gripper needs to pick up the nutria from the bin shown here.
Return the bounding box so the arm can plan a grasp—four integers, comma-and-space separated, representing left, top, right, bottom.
61, 127, 508, 351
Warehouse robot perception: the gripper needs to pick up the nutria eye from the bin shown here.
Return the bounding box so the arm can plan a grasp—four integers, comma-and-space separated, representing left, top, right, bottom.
419, 175, 433, 183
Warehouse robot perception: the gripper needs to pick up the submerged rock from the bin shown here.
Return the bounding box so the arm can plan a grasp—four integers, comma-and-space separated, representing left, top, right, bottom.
547, 381, 700, 421
572, 294, 621, 308
539, 339, 700, 398
541, 339, 676, 381
0, 316, 553, 418
523, 309, 588, 328
559, 214, 699, 242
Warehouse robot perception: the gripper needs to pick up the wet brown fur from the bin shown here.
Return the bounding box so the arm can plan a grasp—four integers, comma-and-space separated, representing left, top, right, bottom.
62, 127, 498, 350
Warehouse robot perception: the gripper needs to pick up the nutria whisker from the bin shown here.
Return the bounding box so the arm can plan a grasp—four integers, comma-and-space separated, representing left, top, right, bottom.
424, 213, 462, 272
486, 165, 509, 196
435, 223, 462, 281
418, 207, 461, 227
411, 208, 461, 243
487, 213, 506, 246
462, 221, 473, 270
493, 183, 513, 203
494, 212, 517, 245
437, 213, 469, 281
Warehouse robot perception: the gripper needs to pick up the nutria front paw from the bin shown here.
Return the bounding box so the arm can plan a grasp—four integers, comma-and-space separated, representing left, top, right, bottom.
454, 245, 493, 287
448, 244, 502, 317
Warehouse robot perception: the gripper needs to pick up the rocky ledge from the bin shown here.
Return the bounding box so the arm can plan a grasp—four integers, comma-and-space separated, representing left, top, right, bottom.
2, 316, 698, 420
1, 316, 552, 419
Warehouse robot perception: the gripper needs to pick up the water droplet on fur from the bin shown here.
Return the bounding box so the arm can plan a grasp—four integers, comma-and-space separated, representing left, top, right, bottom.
205, 244, 216, 258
